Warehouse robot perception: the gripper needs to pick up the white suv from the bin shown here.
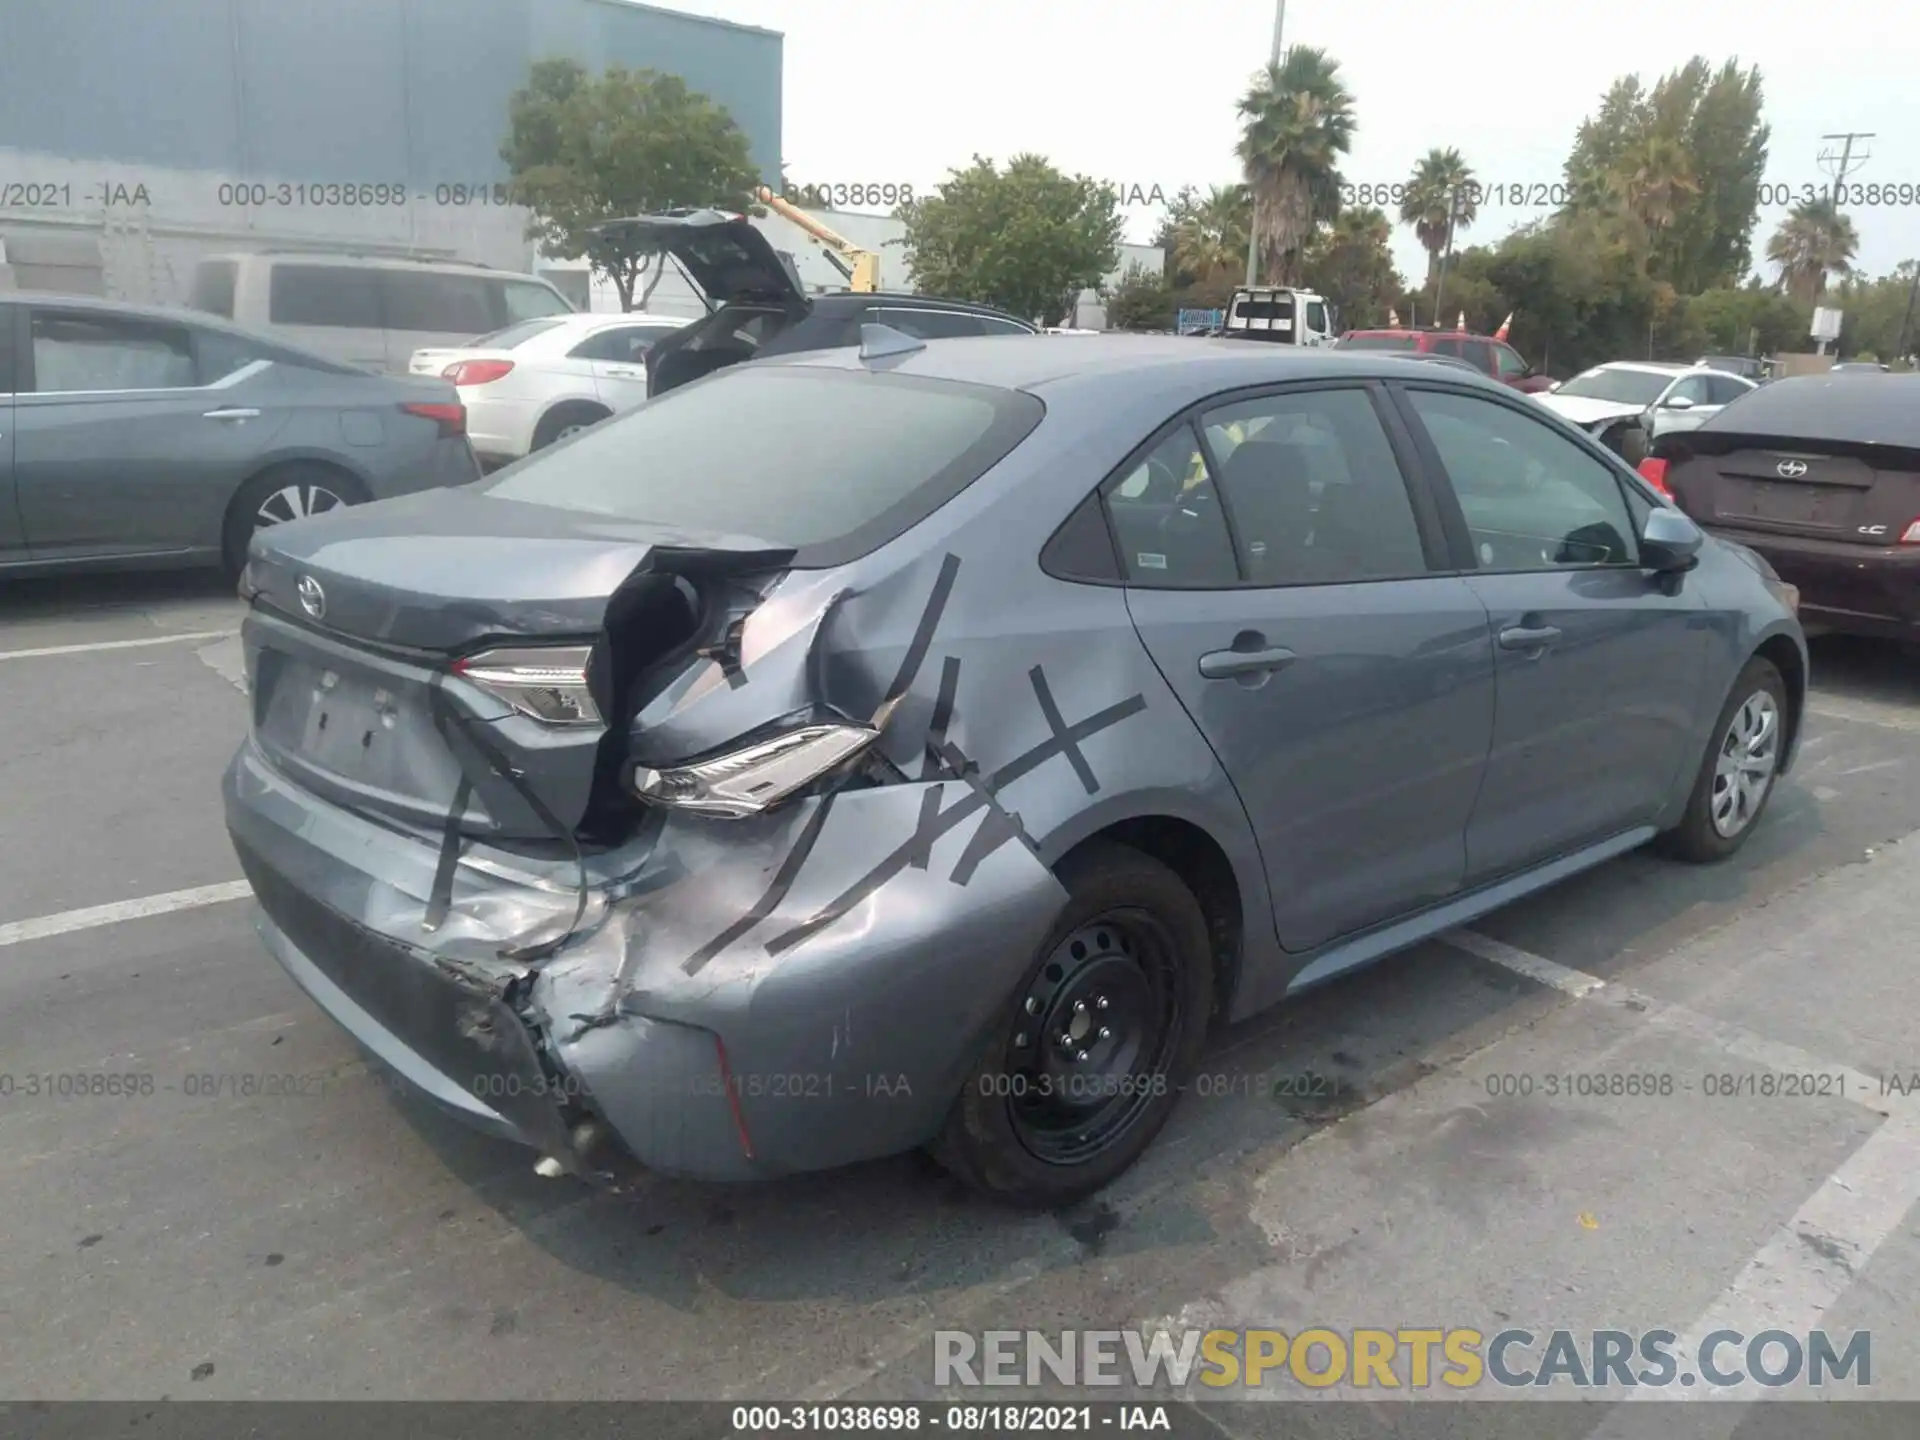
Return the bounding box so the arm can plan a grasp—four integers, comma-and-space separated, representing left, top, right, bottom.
188, 252, 574, 373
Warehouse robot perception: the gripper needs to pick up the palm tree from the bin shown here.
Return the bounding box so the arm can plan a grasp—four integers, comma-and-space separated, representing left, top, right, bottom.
1767, 198, 1860, 305
1399, 148, 1478, 290
1617, 133, 1698, 274
1237, 46, 1356, 286
1173, 184, 1251, 279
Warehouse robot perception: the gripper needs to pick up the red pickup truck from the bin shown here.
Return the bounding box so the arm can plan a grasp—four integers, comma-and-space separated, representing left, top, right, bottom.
1338, 328, 1555, 393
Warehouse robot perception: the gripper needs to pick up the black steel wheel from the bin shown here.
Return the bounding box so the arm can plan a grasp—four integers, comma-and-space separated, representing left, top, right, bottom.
933, 842, 1213, 1207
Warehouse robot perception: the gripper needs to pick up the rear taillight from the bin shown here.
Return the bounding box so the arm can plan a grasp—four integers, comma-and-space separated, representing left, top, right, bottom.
1900, 518, 1920, 545
443, 359, 514, 386
402, 401, 466, 438
1637, 456, 1672, 498
452, 645, 600, 725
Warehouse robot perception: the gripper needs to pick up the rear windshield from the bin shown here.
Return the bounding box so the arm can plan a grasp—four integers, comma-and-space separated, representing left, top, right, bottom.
472, 318, 569, 349
1339, 335, 1418, 352
1555, 368, 1673, 405
481, 367, 1045, 566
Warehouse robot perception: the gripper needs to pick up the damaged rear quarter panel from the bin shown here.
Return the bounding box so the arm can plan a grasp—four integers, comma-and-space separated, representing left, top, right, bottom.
525, 383, 1278, 1175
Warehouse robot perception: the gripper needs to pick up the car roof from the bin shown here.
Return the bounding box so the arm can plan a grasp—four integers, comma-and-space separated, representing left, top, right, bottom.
201, 251, 516, 276
763, 332, 1513, 399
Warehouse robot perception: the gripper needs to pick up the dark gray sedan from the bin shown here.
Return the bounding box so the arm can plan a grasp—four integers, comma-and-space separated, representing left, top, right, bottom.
223, 333, 1807, 1207
0, 292, 479, 579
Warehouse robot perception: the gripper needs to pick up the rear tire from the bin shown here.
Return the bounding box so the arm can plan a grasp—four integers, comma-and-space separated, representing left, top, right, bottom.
1657, 657, 1788, 863
221, 462, 364, 580
532, 403, 609, 452
930, 842, 1213, 1208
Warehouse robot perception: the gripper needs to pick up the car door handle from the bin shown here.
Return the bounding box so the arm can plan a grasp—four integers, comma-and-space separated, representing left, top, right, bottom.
1498, 624, 1562, 651
602, 366, 642, 377
1199, 646, 1297, 679
203, 407, 260, 421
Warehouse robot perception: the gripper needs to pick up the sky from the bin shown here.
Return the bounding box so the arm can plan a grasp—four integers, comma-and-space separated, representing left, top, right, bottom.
669, 0, 1919, 291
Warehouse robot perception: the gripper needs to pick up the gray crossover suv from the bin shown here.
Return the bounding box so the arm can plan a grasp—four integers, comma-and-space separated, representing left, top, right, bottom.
223, 333, 1807, 1206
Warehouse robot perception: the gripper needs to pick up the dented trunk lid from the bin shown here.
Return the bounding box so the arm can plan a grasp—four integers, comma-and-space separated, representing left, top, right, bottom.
240, 484, 793, 843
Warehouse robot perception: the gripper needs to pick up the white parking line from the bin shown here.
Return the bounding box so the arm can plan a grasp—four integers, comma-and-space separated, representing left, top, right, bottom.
0, 630, 239, 662
1444, 929, 1884, 1108
0, 881, 254, 949
1807, 697, 1920, 734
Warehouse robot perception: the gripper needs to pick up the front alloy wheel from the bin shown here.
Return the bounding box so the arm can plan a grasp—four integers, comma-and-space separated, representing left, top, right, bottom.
1711, 690, 1780, 838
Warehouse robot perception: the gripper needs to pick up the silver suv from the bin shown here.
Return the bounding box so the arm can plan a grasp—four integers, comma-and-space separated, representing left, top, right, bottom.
189, 252, 574, 373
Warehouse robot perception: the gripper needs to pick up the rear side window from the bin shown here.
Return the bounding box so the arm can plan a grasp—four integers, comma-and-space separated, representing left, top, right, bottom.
482, 368, 1044, 565
382, 271, 495, 334
269, 265, 381, 328
1201, 388, 1429, 584
977, 315, 1036, 336
189, 261, 237, 318
569, 324, 680, 362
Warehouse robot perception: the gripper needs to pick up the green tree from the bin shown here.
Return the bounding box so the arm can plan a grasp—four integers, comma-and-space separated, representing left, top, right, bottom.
501, 58, 763, 310
1104, 264, 1176, 331
897, 154, 1123, 324
1236, 46, 1355, 286
1398, 148, 1479, 291
1299, 206, 1404, 329
1560, 58, 1768, 291
1165, 184, 1251, 286
1766, 197, 1859, 305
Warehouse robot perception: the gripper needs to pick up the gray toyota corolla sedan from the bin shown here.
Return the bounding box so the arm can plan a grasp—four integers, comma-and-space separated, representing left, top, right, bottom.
223, 332, 1807, 1207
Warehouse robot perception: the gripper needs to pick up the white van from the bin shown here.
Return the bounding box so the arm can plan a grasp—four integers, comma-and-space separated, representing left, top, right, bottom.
187, 252, 575, 373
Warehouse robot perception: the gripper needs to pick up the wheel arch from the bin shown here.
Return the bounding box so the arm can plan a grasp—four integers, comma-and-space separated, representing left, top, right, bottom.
1050, 810, 1255, 1025
1753, 628, 1807, 773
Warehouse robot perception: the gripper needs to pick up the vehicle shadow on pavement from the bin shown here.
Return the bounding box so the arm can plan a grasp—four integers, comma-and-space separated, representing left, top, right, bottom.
1809, 633, 1920, 707
0, 567, 238, 621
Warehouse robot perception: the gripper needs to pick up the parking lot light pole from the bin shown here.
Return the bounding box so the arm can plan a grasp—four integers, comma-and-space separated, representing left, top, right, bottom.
1242, 0, 1288, 287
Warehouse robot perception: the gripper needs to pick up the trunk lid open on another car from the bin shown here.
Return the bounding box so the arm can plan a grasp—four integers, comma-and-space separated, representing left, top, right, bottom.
590, 210, 806, 307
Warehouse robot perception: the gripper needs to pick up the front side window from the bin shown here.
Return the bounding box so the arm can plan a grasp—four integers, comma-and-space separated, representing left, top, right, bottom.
1200, 388, 1428, 585
1100, 427, 1239, 587
31, 312, 197, 392
1459, 339, 1496, 374
482, 367, 1042, 565
872, 309, 986, 339
1706, 375, 1753, 406
1493, 344, 1529, 379
1665, 374, 1713, 407
189, 261, 237, 318
1406, 388, 1639, 571
268, 265, 381, 328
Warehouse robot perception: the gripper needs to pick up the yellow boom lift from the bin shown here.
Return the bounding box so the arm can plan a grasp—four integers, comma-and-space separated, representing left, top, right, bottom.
755, 186, 881, 293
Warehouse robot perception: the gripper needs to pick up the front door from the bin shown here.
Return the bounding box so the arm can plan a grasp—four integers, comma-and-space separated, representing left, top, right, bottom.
13, 306, 283, 559
1395, 384, 1710, 883
1112, 383, 1496, 954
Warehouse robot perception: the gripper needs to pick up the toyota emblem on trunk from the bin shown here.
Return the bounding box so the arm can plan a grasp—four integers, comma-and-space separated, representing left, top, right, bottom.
1776, 460, 1809, 479
296, 575, 327, 620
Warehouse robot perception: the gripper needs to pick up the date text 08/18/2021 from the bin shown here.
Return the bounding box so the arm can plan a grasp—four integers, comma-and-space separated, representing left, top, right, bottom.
1339, 178, 1920, 208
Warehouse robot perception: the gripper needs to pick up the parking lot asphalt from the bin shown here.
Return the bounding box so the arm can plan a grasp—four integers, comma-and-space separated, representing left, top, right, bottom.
4, 569, 1920, 1416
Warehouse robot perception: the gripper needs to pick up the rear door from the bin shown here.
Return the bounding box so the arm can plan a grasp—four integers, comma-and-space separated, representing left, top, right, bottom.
571, 322, 680, 410
12, 306, 285, 559
1396, 384, 1709, 881
1112, 381, 1496, 955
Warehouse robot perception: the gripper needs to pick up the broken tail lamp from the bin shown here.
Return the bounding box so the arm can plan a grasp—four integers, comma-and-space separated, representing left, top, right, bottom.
452, 646, 601, 725
631, 724, 881, 819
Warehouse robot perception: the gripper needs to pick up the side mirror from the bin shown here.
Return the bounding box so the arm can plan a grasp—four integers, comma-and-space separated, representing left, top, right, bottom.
1662, 394, 1695, 410
1641, 506, 1703, 572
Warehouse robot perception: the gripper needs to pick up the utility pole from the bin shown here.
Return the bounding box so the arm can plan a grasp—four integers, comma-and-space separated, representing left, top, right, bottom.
1430, 186, 1465, 326
1242, 0, 1288, 287
1818, 131, 1875, 205
1896, 261, 1920, 366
